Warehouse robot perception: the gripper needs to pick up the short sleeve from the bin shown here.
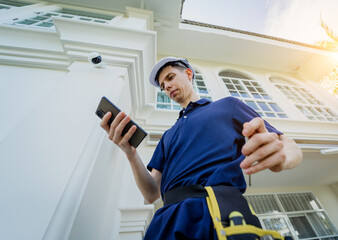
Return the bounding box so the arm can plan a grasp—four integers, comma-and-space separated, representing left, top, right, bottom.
232, 98, 283, 135
147, 131, 167, 172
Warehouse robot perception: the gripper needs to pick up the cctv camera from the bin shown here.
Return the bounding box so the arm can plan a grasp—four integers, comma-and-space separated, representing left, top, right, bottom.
88, 52, 105, 68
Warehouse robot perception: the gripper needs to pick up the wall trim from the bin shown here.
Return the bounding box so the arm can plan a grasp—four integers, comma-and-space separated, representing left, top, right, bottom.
118, 205, 154, 239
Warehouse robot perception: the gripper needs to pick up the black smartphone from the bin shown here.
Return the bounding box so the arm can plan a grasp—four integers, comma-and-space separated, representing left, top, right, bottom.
95, 96, 148, 148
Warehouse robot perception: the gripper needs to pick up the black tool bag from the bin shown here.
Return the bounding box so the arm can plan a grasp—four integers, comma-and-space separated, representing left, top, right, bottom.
204, 185, 293, 240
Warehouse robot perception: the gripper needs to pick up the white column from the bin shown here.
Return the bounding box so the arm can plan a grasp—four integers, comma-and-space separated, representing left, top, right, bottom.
42, 61, 127, 240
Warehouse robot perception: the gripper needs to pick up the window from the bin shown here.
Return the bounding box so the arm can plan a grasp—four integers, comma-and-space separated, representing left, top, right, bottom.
13, 13, 55, 29
193, 72, 212, 100
156, 69, 212, 110
219, 71, 287, 118
271, 77, 338, 122
245, 192, 338, 239
0, 3, 11, 9
0, 0, 31, 9
156, 91, 181, 110
11, 8, 115, 30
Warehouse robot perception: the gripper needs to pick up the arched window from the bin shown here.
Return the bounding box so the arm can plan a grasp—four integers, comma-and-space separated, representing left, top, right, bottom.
219, 71, 287, 118
156, 69, 212, 110
270, 77, 338, 122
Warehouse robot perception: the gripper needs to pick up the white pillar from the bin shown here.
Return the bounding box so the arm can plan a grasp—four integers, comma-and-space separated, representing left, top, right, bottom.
42, 61, 127, 240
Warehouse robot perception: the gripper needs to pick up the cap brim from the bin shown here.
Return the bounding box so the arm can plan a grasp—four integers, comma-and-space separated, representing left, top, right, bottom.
149, 57, 182, 87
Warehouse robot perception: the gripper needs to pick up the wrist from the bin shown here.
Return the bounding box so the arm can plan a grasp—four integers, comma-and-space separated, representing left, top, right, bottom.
126, 150, 137, 161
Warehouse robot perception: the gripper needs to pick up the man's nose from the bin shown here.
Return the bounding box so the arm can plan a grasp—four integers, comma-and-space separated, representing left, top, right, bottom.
164, 82, 172, 91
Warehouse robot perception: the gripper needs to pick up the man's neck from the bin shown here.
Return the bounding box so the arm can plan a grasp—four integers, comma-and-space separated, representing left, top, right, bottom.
180, 92, 200, 109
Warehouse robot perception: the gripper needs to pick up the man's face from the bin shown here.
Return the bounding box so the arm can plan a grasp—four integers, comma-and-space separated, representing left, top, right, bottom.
158, 66, 194, 104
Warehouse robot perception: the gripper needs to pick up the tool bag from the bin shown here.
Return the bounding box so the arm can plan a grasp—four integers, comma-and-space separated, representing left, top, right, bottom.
205, 186, 293, 240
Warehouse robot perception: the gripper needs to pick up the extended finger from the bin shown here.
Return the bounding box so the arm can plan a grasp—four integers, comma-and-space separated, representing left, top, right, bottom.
112, 115, 131, 143
110, 111, 126, 130
109, 112, 126, 138
241, 137, 283, 169
242, 149, 286, 174
242, 117, 267, 137
100, 112, 112, 132
242, 132, 279, 156
119, 125, 137, 146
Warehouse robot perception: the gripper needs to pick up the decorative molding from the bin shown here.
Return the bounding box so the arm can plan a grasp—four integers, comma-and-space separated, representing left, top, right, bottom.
126, 7, 154, 31
42, 61, 127, 240
0, 44, 69, 70
39, 16, 156, 240
266, 118, 338, 139
0, 25, 68, 69
1, 14, 157, 109
53, 17, 156, 110
118, 205, 154, 239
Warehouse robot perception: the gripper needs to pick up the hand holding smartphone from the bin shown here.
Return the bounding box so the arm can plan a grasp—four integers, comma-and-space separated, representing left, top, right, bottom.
96, 97, 147, 148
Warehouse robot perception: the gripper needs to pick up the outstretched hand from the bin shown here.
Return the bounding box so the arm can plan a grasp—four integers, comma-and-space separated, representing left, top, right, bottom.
100, 111, 137, 158
240, 117, 286, 175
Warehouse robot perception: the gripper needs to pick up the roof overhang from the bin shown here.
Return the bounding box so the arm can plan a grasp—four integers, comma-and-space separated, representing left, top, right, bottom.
156, 19, 337, 82
46, 0, 337, 81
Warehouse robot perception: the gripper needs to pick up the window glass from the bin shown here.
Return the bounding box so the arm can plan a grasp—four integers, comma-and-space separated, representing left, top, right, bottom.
289, 215, 317, 238
220, 71, 287, 118
245, 194, 281, 214
11, 8, 115, 30
262, 217, 293, 237
0, 0, 31, 7
272, 78, 338, 122
156, 69, 211, 111
245, 192, 338, 239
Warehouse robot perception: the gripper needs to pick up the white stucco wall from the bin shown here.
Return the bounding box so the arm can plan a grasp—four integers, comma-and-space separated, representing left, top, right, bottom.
0, 62, 131, 239
0, 65, 67, 239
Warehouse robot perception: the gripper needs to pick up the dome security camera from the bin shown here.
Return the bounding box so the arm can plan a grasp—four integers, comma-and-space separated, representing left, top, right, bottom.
88, 52, 105, 68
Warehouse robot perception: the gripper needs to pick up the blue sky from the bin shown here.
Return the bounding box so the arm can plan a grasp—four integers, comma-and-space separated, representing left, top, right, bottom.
182, 0, 338, 45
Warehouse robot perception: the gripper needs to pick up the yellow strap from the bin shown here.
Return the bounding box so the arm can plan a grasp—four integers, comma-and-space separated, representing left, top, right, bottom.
249, 204, 257, 216
204, 186, 284, 240
224, 225, 283, 239
205, 186, 227, 240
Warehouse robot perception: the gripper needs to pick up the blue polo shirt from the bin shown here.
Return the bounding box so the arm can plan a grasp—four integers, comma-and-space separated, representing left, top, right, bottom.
147, 96, 282, 196
145, 96, 282, 240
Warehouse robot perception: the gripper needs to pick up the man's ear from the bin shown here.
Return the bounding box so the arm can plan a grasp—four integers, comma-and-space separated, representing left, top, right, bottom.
185, 68, 193, 81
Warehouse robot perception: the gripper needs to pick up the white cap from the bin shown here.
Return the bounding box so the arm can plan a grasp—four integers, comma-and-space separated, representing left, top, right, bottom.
149, 57, 195, 88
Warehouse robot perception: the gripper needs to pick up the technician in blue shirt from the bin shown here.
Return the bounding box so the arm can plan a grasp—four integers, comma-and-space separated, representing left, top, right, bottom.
100, 57, 303, 239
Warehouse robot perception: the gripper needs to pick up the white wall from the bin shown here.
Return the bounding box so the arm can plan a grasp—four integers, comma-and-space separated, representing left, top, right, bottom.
0, 65, 67, 239
0, 65, 67, 141
0, 62, 131, 240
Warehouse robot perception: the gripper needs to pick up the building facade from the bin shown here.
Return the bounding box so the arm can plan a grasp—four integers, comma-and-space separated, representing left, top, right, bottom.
0, 0, 337, 239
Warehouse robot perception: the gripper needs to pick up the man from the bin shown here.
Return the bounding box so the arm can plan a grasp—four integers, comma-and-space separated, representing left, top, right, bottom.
100, 57, 302, 239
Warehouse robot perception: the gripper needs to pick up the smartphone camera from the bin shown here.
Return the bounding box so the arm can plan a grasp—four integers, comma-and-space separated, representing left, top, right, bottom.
96, 110, 105, 118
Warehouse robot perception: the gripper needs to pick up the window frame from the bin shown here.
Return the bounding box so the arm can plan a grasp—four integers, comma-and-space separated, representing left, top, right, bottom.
271, 77, 338, 122
0, 0, 31, 8
219, 71, 288, 119
244, 192, 338, 240
155, 68, 212, 111
8, 7, 116, 31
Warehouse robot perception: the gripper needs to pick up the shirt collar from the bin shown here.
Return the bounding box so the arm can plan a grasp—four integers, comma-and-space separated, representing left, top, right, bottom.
178, 98, 212, 118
